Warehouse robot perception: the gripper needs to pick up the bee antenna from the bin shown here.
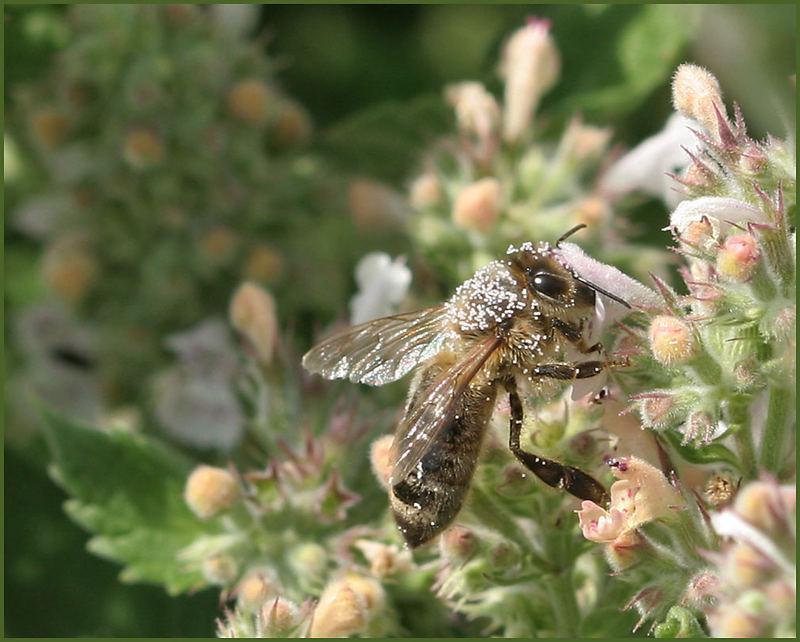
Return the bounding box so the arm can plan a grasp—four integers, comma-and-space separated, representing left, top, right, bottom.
574, 275, 632, 309
555, 224, 588, 247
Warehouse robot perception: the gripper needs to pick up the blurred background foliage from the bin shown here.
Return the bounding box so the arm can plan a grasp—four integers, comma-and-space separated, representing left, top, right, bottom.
3, 4, 795, 636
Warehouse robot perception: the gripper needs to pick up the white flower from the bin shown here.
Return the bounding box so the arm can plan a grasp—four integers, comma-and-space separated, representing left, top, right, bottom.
209, 4, 260, 37
600, 113, 701, 209
349, 253, 412, 325
165, 318, 239, 380
668, 196, 768, 238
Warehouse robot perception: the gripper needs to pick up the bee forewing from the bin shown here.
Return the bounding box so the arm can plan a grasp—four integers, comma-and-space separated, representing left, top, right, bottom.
389, 335, 502, 484
302, 306, 449, 386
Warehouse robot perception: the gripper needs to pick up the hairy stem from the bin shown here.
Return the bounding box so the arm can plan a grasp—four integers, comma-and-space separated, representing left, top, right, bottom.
760, 385, 793, 473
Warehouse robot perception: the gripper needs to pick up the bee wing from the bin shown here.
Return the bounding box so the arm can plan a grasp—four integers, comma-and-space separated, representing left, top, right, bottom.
302, 306, 450, 386
389, 335, 503, 485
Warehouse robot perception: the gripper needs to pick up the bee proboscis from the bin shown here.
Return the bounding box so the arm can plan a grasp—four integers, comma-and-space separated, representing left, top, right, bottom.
303, 227, 631, 547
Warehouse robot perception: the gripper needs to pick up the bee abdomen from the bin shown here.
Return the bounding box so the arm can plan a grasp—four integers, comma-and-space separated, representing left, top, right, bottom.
390, 383, 496, 548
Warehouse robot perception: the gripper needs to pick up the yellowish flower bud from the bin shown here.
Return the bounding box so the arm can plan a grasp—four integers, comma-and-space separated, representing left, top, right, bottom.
236, 570, 278, 612
229, 281, 278, 366
408, 173, 443, 210
717, 234, 760, 281
123, 126, 164, 169
241, 244, 283, 284
348, 179, 406, 228
369, 435, 394, 488
227, 79, 271, 123
273, 100, 312, 146
708, 603, 765, 638
309, 573, 384, 638
500, 18, 560, 142
42, 237, 98, 305
199, 226, 239, 263
184, 465, 240, 519
201, 553, 238, 586
445, 81, 501, 149
30, 107, 70, 147
559, 116, 611, 162
671, 64, 729, 141
354, 539, 412, 578
452, 177, 502, 234
261, 596, 302, 635
733, 480, 782, 533
648, 316, 695, 366
726, 542, 773, 589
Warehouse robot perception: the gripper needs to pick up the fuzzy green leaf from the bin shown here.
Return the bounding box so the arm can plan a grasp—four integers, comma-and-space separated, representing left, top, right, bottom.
318, 94, 452, 184
41, 408, 217, 595
663, 431, 742, 471
653, 605, 707, 638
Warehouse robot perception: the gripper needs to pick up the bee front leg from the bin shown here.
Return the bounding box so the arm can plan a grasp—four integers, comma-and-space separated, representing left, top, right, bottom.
552, 318, 603, 354
505, 381, 609, 506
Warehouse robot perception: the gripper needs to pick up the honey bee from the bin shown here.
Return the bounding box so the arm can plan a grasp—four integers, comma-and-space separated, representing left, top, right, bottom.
303, 227, 631, 547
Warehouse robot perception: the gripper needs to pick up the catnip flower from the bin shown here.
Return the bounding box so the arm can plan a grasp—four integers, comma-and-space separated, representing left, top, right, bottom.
349, 252, 411, 325
577, 456, 684, 546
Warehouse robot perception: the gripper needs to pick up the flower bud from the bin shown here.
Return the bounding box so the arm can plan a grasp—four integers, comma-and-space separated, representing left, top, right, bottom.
680, 217, 715, 249
273, 100, 312, 146
445, 81, 501, 154
261, 597, 303, 636
184, 465, 241, 519
725, 542, 774, 589
369, 435, 394, 488
201, 553, 238, 586
199, 226, 239, 264
123, 126, 164, 169
30, 107, 70, 147
354, 539, 412, 578
309, 573, 384, 638
439, 524, 478, 563
452, 177, 502, 234
671, 64, 728, 139
708, 602, 766, 638
717, 234, 760, 281
42, 239, 99, 306
229, 281, 278, 366
500, 17, 560, 142
648, 316, 695, 366
408, 173, 443, 210
348, 179, 406, 228
236, 569, 278, 612
559, 116, 611, 162
733, 479, 782, 533
241, 244, 283, 284
227, 79, 271, 123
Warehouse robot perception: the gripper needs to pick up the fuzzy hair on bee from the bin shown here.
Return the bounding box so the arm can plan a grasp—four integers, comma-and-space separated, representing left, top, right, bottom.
303, 227, 635, 547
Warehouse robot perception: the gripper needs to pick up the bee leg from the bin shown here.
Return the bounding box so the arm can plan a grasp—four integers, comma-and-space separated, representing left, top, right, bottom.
552, 318, 602, 354
506, 383, 609, 506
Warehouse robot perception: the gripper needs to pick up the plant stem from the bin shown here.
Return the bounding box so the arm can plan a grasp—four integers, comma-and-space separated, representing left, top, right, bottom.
760, 385, 792, 473
544, 569, 580, 637
727, 398, 757, 478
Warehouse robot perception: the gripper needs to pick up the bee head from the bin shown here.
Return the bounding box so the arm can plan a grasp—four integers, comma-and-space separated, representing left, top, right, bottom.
507, 247, 596, 310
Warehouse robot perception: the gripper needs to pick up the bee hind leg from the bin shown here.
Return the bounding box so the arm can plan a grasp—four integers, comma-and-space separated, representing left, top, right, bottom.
506, 385, 609, 506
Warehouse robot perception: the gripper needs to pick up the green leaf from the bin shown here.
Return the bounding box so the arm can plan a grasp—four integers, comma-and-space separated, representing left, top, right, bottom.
663, 431, 742, 471
318, 93, 452, 184
653, 605, 707, 638
553, 5, 693, 119
41, 408, 217, 595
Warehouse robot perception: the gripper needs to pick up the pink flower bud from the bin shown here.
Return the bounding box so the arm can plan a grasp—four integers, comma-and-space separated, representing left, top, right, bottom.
408, 173, 443, 210
717, 234, 760, 281
369, 435, 394, 488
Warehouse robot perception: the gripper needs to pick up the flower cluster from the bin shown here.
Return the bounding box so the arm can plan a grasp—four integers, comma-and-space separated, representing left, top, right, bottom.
405, 19, 663, 289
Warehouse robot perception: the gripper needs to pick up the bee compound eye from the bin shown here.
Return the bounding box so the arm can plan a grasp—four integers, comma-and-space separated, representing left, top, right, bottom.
530, 272, 569, 300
